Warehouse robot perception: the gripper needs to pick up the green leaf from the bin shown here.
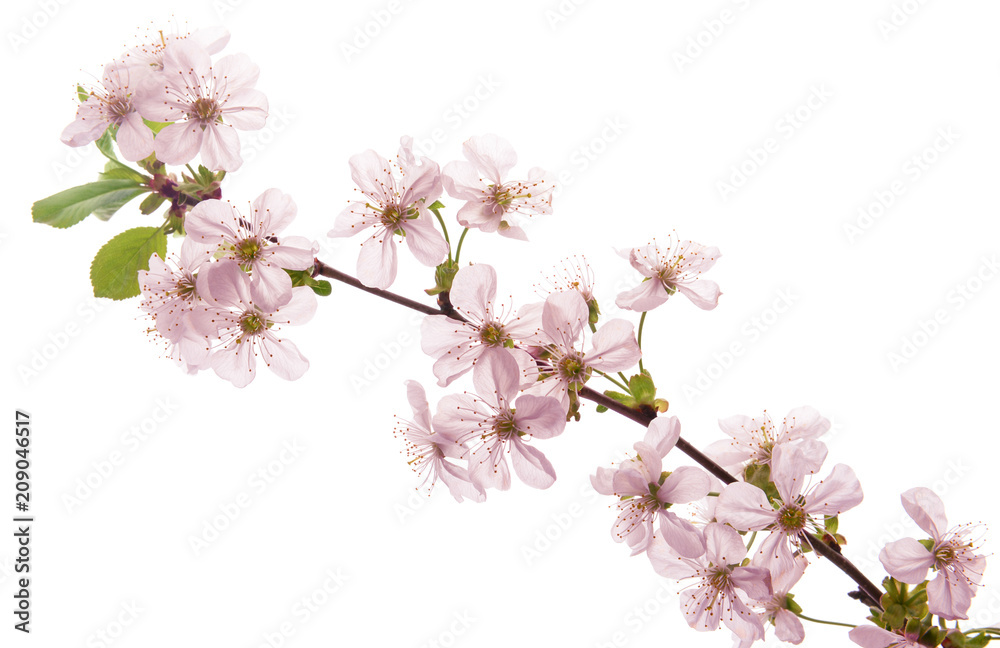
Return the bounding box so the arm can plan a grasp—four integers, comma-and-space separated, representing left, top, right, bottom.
595, 404, 609, 413
142, 118, 172, 135
139, 193, 167, 215
76, 85, 90, 103
95, 129, 119, 162
309, 280, 332, 297
98, 161, 148, 184
90, 227, 167, 300
33, 179, 148, 228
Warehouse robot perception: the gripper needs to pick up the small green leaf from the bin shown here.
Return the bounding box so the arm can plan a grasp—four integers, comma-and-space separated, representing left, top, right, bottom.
76, 85, 90, 103
95, 129, 119, 162
142, 118, 172, 135
595, 404, 609, 413
90, 226, 167, 300
33, 179, 147, 228
628, 372, 657, 405
309, 280, 332, 297
139, 193, 167, 215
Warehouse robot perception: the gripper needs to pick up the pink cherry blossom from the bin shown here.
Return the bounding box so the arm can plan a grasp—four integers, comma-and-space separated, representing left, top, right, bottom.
61, 62, 154, 162
442, 134, 554, 241
184, 189, 315, 312
420, 263, 542, 386
878, 487, 985, 620
432, 352, 565, 491
591, 417, 712, 557
394, 381, 485, 503
136, 40, 267, 171
648, 523, 772, 641
138, 239, 214, 372
706, 407, 830, 474
536, 255, 596, 303
528, 290, 641, 412
758, 553, 808, 644
615, 235, 721, 311
715, 444, 863, 574
328, 138, 448, 289
849, 625, 924, 648
192, 260, 315, 387
120, 26, 230, 77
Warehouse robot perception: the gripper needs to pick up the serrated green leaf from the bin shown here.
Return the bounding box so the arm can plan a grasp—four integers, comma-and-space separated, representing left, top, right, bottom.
33, 179, 147, 228
90, 226, 166, 300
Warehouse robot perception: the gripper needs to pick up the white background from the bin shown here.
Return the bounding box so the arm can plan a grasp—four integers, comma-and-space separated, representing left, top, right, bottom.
3, 1, 999, 646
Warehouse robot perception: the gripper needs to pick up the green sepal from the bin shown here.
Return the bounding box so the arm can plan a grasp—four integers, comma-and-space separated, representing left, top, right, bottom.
882, 603, 906, 630
33, 179, 148, 228
90, 226, 167, 300
425, 259, 459, 296
603, 390, 637, 409
824, 515, 839, 535
286, 269, 332, 297
587, 298, 600, 325
595, 404, 609, 413
743, 463, 780, 503
76, 85, 90, 103
628, 372, 657, 406
139, 193, 167, 215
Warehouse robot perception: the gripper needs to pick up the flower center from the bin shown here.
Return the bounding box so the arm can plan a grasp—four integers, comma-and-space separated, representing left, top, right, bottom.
708, 567, 732, 591
239, 312, 266, 336
492, 411, 519, 440
557, 352, 588, 384
190, 97, 221, 123
235, 238, 262, 264
777, 504, 807, 532
935, 542, 957, 566
479, 321, 506, 347
106, 96, 132, 120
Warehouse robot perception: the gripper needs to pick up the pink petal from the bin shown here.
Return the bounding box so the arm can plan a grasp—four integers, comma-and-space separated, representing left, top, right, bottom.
512, 394, 566, 440
154, 121, 204, 166
268, 286, 316, 325
116, 111, 154, 161
659, 512, 707, 558
901, 487, 948, 539
849, 625, 902, 648
590, 466, 616, 496
200, 260, 252, 309
200, 123, 243, 171
185, 199, 241, 242
250, 263, 294, 312
774, 609, 805, 644
586, 318, 641, 373
404, 380, 433, 433
731, 565, 772, 601
403, 216, 449, 267
212, 334, 256, 388
647, 534, 701, 579
329, 202, 379, 238
927, 571, 974, 620
349, 149, 395, 205
779, 406, 831, 443
265, 244, 314, 272
614, 279, 668, 312
258, 333, 309, 381
497, 223, 529, 241
509, 439, 556, 489
356, 229, 397, 289
471, 350, 519, 409
805, 464, 863, 517
441, 160, 486, 201
643, 416, 681, 457
462, 134, 516, 182
879, 537, 934, 584
716, 482, 776, 531
455, 199, 500, 232
676, 279, 721, 310
449, 263, 496, 322
213, 53, 259, 93
438, 461, 486, 503
657, 466, 711, 504
221, 88, 268, 129
541, 291, 587, 350
704, 522, 749, 566
253, 188, 297, 235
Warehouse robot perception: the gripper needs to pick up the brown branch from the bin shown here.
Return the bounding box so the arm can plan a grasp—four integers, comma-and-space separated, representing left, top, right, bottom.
316, 260, 885, 610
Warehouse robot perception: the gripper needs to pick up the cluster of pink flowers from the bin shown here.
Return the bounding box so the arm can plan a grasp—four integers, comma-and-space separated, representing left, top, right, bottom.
61, 27, 267, 171
331, 135, 555, 289
139, 188, 316, 386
